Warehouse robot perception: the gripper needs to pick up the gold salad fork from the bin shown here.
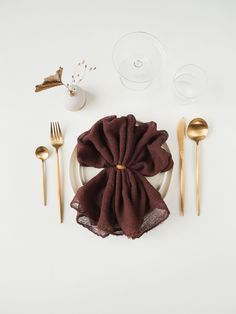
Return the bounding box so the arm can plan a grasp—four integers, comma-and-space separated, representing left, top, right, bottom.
50, 122, 64, 223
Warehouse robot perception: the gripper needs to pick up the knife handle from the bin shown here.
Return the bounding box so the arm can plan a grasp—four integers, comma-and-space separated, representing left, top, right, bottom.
179, 154, 184, 215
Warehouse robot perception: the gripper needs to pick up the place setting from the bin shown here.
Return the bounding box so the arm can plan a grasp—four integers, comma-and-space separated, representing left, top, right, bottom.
34, 31, 209, 239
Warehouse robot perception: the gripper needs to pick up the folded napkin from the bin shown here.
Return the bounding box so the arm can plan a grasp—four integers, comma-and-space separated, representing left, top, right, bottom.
71, 115, 173, 238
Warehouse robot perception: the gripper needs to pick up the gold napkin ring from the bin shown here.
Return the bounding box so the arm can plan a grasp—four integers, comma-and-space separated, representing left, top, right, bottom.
116, 164, 126, 170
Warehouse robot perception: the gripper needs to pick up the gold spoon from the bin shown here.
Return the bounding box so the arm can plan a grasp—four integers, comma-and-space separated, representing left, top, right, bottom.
35, 146, 49, 206
187, 118, 208, 216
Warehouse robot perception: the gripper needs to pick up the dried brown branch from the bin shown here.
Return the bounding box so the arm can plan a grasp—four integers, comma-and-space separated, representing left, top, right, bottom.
35, 67, 64, 92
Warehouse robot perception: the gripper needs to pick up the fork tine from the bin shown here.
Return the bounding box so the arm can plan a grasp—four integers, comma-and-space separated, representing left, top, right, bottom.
50, 122, 53, 141
53, 122, 58, 139
57, 122, 62, 138
54, 122, 58, 139
50, 121, 63, 145
55, 122, 59, 139
52, 122, 55, 139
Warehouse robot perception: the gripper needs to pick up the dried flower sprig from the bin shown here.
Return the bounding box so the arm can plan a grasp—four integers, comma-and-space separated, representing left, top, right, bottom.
71, 60, 96, 86
35, 61, 96, 94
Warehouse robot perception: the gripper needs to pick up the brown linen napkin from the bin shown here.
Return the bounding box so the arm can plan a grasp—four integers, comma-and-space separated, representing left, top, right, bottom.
71, 115, 173, 238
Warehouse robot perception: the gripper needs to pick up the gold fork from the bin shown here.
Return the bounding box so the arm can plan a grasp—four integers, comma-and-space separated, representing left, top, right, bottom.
50, 122, 64, 223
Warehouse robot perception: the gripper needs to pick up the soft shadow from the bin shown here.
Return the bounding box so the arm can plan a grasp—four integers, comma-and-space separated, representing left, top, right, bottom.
84, 90, 96, 109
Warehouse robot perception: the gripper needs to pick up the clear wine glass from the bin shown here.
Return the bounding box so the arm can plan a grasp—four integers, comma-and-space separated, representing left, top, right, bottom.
112, 32, 166, 90
173, 64, 207, 103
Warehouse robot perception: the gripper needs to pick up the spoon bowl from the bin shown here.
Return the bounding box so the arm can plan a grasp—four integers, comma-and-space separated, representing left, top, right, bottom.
35, 146, 49, 161
187, 118, 208, 143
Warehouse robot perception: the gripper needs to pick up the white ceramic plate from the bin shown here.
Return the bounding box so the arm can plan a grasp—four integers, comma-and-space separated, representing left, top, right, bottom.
69, 142, 172, 199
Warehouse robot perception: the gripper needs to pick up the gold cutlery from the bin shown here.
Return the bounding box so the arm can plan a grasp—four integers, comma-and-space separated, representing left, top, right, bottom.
35, 146, 49, 206
50, 122, 64, 223
177, 118, 185, 216
187, 118, 208, 216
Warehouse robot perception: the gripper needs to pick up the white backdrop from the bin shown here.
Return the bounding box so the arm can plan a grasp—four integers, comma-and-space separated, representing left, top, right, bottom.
0, 0, 236, 313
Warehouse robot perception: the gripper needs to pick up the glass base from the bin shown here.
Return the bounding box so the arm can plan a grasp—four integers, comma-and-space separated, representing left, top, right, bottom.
120, 77, 152, 90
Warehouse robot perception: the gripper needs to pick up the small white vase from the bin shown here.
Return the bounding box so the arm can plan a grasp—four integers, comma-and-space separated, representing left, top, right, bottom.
65, 84, 86, 111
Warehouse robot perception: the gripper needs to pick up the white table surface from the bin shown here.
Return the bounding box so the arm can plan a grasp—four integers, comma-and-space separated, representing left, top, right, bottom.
1, 1, 236, 313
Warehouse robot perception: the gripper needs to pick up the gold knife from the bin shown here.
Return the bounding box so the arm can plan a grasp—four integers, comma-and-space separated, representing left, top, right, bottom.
177, 118, 185, 215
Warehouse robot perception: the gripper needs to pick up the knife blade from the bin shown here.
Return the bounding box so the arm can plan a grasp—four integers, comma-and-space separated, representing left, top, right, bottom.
177, 118, 185, 215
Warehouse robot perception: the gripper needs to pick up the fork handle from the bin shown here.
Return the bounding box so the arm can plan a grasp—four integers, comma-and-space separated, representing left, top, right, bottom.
56, 148, 63, 223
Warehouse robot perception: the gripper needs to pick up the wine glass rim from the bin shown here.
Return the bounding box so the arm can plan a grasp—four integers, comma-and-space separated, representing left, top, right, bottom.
112, 31, 166, 83
113, 31, 164, 44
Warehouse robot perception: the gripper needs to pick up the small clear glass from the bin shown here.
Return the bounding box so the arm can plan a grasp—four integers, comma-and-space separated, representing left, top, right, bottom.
112, 32, 166, 90
173, 64, 207, 103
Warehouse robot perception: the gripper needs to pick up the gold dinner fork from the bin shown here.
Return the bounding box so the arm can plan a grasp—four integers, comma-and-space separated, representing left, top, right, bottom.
50, 122, 64, 223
